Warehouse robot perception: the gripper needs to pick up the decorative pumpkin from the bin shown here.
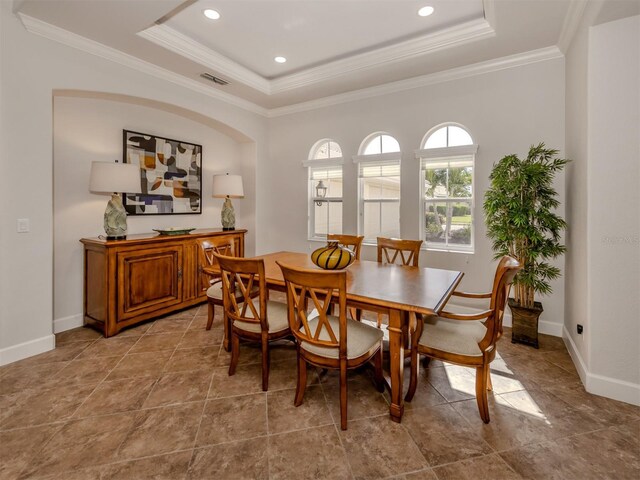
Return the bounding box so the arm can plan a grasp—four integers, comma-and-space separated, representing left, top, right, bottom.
311, 241, 355, 270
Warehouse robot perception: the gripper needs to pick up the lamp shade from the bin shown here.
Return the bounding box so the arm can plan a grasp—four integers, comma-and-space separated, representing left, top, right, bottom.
89, 162, 141, 194
212, 174, 244, 198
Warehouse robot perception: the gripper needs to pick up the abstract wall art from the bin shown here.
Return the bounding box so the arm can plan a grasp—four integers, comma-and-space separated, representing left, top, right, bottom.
122, 130, 202, 215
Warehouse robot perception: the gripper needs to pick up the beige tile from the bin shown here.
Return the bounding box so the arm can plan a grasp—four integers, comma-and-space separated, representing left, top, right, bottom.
55, 327, 102, 345
117, 402, 203, 459
164, 346, 219, 372
19, 413, 137, 477
161, 309, 197, 320
73, 377, 157, 418
46, 356, 121, 387
105, 351, 172, 381
18, 341, 93, 366
76, 336, 139, 358
188, 314, 211, 330
128, 332, 184, 353
213, 344, 263, 367
433, 453, 522, 479
1, 382, 96, 429
0, 424, 62, 479
143, 370, 213, 408
196, 393, 267, 446
189, 438, 268, 480
269, 425, 351, 480
323, 373, 389, 423
178, 327, 225, 348
115, 322, 153, 337
101, 450, 192, 480
147, 317, 192, 333
403, 404, 494, 466
423, 364, 477, 403
267, 386, 332, 434
0, 362, 69, 395
403, 470, 439, 480
340, 416, 428, 479
267, 358, 320, 391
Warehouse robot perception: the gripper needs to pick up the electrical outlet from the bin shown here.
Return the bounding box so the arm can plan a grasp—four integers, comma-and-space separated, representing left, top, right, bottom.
577, 324, 583, 334
17, 218, 30, 233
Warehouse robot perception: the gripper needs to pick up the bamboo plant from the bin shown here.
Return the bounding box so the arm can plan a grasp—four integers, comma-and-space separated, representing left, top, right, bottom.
483, 143, 568, 309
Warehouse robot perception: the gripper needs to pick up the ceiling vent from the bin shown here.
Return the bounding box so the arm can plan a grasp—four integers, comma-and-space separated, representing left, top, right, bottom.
200, 73, 229, 86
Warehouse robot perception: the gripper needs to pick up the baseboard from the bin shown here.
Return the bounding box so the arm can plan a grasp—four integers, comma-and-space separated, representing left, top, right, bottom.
0, 334, 56, 366
53, 313, 83, 333
446, 302, 562, 337
563, 326, 640, 406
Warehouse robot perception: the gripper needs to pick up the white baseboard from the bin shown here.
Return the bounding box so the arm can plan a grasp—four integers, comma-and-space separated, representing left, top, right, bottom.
53, 313, 83, 333
563, 326, 640, 406
0, 334, 56, 366
446, 303, 563, 337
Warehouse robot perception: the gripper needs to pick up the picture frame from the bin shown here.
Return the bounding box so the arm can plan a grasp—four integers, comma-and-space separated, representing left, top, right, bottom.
122, 129, 202, 215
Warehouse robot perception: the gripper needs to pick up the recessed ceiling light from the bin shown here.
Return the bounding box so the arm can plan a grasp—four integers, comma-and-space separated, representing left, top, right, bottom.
418, 6, 435, 17
203, 9, 220, 20
274, 56, 287, 64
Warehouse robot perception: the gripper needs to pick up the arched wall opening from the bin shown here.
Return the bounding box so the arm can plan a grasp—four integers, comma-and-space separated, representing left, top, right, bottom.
52, 90, 257, 332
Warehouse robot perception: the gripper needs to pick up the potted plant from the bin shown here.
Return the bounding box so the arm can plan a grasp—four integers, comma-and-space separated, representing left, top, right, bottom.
483, 143, 568, 347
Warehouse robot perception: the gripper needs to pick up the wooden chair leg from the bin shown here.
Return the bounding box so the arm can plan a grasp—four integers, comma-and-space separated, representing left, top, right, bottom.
228, 332, 240, 377
421, 356, 432, 368
294, 353, 307, 406
475, 364, 490, 423
373, 346, 385, 392
223, 311, 231, 352
261, 337, 270, 392
405, 347, 419, 402
339, 362, 348, 430
206, 301, 215, 330
487, 370, 493, 391
376, 313, 383, 329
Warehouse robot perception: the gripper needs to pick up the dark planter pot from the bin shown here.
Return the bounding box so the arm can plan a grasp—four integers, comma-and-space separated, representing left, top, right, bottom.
509, 298, 543, 348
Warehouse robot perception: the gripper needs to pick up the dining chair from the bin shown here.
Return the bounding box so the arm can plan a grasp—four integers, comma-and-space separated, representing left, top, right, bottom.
215, 253, 291, 391
278, 262, 384, 430
197, 238, 235, 331
376, 237, 423, 266
405, 256, 521, 423
327, 233, 364, 260
371, 236, 424, 328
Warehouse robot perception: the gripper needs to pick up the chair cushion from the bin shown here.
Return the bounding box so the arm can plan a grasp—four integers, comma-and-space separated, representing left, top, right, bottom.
206, 283, 223, 299
418, 316, 487, 357
233, 301, 290, 334
206, 283, 259, 300
300, 316, 383, 360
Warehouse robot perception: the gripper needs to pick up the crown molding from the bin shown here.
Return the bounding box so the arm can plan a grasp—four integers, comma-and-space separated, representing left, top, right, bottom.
483, 0, 498, 29
269, 18, 495, 94
268, 46, 564, 118
17, 13, 269, 116
557, 0, 589, 53
138, 25, 271, 94
352, 152, 401, 163
139, 17, 494, 96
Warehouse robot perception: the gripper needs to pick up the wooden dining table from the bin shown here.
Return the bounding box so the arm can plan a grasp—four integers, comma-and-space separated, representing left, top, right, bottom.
207, 251, 463, 423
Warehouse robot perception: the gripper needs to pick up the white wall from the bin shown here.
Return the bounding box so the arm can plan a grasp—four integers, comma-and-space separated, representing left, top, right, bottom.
0, 3, 268, 364
53, 96, 252, 332
264, 58, 566, 335
588, 15, 640, 387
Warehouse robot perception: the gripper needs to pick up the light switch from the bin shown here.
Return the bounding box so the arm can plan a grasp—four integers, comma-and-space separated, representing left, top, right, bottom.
17, 218, 30, 233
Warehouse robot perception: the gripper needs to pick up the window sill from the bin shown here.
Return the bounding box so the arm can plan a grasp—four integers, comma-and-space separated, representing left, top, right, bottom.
423, 245, 474, 254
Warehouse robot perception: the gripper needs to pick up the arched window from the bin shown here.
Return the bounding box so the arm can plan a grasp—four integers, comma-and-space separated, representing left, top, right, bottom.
305, 139, 343, 239
353, 133, 401, 241
417, 123, 477, 252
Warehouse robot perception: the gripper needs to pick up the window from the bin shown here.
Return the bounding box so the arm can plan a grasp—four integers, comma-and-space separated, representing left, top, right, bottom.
354, 133, 401, 242
306, 140, 343, 239
418, 124, 477, 252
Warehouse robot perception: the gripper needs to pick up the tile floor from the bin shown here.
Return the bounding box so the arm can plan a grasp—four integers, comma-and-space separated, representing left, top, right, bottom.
1, 303, 638, 480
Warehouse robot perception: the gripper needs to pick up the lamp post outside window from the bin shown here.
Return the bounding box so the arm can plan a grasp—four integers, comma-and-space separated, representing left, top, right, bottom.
315, 180, 328, 206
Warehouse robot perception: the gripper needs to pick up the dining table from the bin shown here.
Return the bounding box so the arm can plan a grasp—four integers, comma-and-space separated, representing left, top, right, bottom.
206, 250, 463, 423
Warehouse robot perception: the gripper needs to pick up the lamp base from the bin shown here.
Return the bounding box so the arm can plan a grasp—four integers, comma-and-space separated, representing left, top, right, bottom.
104, 194, 128, 238
221, 197, 236, 231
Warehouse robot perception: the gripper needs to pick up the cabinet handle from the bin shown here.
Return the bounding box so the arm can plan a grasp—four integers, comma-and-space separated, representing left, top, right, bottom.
177, 269, 183, 279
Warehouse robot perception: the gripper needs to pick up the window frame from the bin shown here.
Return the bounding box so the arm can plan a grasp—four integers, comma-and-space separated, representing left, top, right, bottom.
354, 132, 402, 243
304, 139, 344, 241
417, 125, 477, 253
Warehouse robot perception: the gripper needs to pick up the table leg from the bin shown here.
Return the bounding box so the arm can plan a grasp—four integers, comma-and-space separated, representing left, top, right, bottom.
388, 309, 405, 423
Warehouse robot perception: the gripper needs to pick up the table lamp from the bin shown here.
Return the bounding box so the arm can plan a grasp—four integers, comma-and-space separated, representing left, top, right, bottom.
89, 161, 141, 239
212, 173, 244, 230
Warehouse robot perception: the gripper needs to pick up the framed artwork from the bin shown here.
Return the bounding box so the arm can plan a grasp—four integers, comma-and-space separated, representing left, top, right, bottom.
122, 130, 202, 215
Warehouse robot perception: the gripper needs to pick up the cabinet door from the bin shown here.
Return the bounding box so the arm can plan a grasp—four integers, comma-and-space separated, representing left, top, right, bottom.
117, 246, 183, 321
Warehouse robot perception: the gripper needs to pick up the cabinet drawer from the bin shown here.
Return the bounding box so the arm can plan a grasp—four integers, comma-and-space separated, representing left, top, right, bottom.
117, 246, 183, 321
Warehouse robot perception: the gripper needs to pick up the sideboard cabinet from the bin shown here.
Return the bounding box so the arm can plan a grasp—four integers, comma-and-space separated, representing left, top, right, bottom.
80, 229, 246, 337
